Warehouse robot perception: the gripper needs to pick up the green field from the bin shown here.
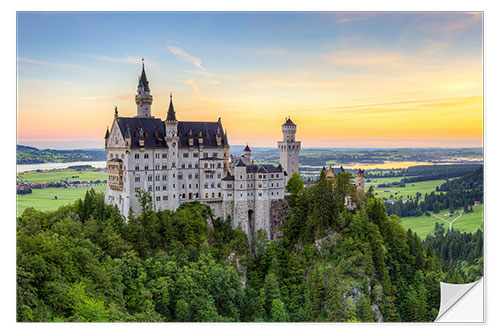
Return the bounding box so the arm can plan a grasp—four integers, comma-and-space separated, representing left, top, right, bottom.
368, 178, 446, 200
17, 185, 106, 216
17, 168, 107, 184
401, 204, 484, 238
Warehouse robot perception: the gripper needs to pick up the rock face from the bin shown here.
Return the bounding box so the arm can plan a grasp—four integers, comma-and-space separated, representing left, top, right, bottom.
270, 199, 289, 241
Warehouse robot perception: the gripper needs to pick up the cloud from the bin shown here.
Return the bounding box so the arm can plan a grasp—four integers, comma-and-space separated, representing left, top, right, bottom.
17, 57, 87, 69
185, 78, 215, 105
167, 45, 203, 70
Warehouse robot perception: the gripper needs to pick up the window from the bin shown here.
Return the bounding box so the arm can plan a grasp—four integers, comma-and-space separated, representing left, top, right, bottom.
218, 192, 221, 198
162, 175, 167, 181
217, 183, 221, 188
135, 165, 139, 171
155, 164, 160, 170
156, 186, 160, 191
145, 165, 149, 171
155, 153, 160, 158
195, 174, 199, 179
211, 183, 215, 188
181, 164, 185, 169
135, 176, 140, 182
163, 195, 168, 200
156, 175, 160, 181
135, 153, 139, 159
135, 187, 140, 192
162, 185, 167, 191
162, 153, 167, 158
204, 183, 208, 189
193, 153, 199, 158
162, 164, 168, 170
148, 185, 152, 192
217, 173, 221, 179
144, 153, 149, 159
148, 175, 153, 181
156, 196, 161, 201
188, 174, 192, 179
204, 153, 209, 158
188, 164, 192, 168
212, 152, 218, 157
259, 192, 262, 197
212, 193, 215, 198
204, 163, 208, 168
205, 193, 208, 198
195, 163, 199, 168
183, 153, 189, 158
179, 174, 183, 180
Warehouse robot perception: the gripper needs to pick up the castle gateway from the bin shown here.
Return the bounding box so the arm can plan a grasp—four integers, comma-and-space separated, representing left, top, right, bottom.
104, 63, 300, 238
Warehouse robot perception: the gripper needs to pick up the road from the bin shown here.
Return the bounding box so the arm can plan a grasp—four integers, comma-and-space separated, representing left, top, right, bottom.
430, 210, 464, 232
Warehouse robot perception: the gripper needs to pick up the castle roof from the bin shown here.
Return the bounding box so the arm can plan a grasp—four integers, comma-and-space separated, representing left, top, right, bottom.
104, 127, 109, 139
243, 145, 251, 152
138, 62, 150, 92
166, 93, 177, 122
283, 117, 295, 126
177, 121, 227, 148
245, 164, 283, 174
222, 173, 235, 181
115, 117, 167, 148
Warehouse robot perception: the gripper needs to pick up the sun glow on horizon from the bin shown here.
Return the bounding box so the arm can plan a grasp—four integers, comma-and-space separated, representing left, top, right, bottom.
17, 12, 483, 149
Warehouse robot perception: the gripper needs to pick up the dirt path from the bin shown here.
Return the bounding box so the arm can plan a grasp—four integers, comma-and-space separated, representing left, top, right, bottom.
431, 210, 464, 231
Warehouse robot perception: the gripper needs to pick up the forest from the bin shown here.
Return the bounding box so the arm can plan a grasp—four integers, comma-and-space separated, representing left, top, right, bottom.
17, 145, 106, 165
384, 167, 483, 217
16, 170, 483, 322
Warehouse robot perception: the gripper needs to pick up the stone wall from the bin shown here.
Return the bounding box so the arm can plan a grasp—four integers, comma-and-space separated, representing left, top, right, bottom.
270, 198, 289, 241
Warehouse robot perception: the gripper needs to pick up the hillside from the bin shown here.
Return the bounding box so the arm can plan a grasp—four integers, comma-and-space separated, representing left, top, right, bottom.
17, 145, 106, 164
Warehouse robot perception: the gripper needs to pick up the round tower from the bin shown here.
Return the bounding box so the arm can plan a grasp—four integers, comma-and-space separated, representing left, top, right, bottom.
243, 145, 252, 164
135, 59, 153, 117
278, 117, 301, 182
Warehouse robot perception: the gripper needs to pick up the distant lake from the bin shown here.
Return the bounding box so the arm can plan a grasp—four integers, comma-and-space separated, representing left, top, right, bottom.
17, 161, 107, 173
300, 160, 483, 171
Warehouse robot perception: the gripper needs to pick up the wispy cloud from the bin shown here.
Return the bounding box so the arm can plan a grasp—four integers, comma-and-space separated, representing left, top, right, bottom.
17, 57, 87, 69
167, 45, 203, 70
185, 78, 215, 105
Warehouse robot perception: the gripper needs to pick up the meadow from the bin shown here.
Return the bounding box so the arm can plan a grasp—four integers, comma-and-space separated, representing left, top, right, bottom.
17, 167, 107, 184
17, 185, 106, 216
400, 204, 484, 238
367, 177, 446, 200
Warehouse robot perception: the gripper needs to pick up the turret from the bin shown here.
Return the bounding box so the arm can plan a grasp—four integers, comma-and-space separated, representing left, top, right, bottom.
278, 117, 301, 181
243, 145, 252, 164
135, 59, 153, 117
165, 92, 178, 139
355, 169, 365, 192
282, 117, 297, 142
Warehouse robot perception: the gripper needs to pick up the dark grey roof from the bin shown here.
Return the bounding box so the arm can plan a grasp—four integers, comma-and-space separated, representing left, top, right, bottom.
166, 93, 177, 122
243, 145, 251, 152
115, 117, 168, 148
177, 121, 227, 148
138, 64, 150, 92
283, 117, 295, 126
235, 159, 246, 167
246, 164, 283, 174
222, 173, 234, 181
104, 127, 109, 139
109, 158, 123, 162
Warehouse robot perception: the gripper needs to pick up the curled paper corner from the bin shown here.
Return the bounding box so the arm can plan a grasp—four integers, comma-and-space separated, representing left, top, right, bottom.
434, 277, 484, 322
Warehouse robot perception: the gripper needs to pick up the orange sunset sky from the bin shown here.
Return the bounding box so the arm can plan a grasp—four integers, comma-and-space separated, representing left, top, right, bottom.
17, 12, 483, 149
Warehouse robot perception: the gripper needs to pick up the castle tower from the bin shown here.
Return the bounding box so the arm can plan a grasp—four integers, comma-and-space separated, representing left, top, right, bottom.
135, 60, 153, 118
243, 145, 252, 164
165, 93, 178, 139
355, 169, 365, 192
278, 117, 301, 182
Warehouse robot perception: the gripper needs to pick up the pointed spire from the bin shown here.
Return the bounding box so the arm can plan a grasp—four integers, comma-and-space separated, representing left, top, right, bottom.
243, 144, 251, 152
166, 92, 177, 122
104, 126, 109, 139
138, 60, 150, 92
114, 105, 118, 118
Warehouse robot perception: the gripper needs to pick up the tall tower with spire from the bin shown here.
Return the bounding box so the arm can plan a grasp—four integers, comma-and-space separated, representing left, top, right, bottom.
135, 59, 153, 117
278, 117, 301, 183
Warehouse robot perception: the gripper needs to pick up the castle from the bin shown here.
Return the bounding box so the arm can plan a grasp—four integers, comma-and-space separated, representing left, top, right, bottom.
104, 63, 301, 238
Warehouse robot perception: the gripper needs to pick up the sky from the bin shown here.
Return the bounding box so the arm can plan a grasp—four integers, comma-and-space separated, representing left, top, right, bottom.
16, 12, 483, 149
